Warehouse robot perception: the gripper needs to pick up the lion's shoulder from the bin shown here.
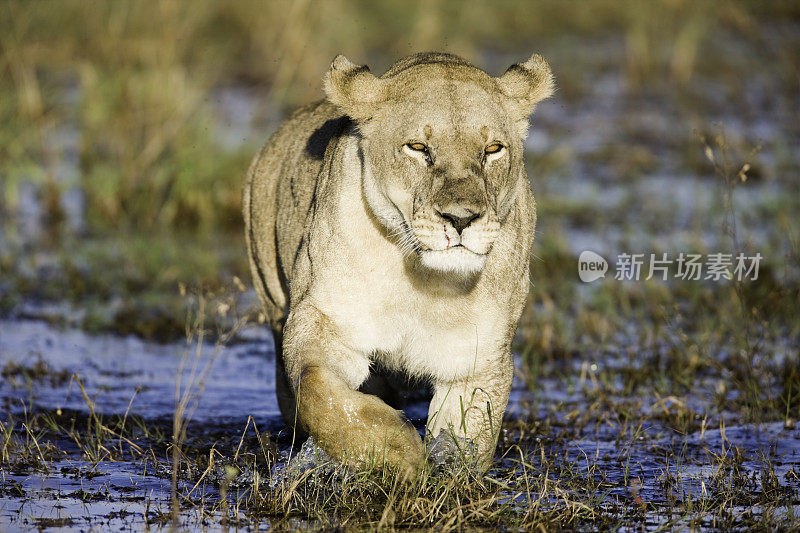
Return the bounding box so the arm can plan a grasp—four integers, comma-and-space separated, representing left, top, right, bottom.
271, 101, 352, 163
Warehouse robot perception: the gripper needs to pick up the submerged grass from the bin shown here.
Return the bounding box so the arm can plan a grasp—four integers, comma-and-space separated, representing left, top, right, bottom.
3, 364, 798, 530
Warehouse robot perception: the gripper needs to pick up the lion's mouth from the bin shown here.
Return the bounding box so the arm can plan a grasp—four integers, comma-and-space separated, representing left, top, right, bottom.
393, 218, 491, 275
434, 243, 488, 256
418, 246, 487, 275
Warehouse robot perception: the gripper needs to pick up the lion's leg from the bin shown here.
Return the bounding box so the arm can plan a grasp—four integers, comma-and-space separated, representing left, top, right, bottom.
283, 306, 425, 478
426, 357, 513, 468
272, 327, 309, 443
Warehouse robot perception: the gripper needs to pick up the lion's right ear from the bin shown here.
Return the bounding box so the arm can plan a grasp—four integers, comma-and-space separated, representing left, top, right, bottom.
323, 55, 387, 121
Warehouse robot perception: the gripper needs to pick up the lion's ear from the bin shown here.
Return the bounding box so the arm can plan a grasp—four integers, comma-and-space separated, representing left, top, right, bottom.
496, 54, 554, 136
323, 55, 386, 121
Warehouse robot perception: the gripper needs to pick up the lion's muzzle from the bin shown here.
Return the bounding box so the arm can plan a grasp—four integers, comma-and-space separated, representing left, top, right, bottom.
412, 182, 500, 275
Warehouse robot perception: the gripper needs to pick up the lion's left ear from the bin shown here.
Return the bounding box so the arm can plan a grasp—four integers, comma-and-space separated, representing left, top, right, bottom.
323, 55, 387, 121
496, 54, 554, 137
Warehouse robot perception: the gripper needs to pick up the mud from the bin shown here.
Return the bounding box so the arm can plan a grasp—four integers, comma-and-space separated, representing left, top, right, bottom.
1, 319, 798, 530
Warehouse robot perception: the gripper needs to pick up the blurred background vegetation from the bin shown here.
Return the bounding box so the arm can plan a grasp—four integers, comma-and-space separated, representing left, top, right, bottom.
2, 0, 797, 228
0, 0, 798, 391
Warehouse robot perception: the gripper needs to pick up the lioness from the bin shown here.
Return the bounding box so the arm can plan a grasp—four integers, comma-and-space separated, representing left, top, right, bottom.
243, 52, 553, 477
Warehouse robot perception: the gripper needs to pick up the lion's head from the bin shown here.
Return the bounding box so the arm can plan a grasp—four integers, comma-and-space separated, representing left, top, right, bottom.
324, 52, 553, 276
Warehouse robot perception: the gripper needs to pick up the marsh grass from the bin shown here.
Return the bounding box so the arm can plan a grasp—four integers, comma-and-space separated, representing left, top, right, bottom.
2, 0, 797, 343
2, 0, 793, 230
169, 285, 250, 526
1, 294, 797, 529
516, 119, 799, 431
155, 391, 797, 530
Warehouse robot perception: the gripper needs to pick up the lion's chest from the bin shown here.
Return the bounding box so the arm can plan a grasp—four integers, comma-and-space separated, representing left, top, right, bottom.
305, 140, 510, 382
315, 263, 503, 382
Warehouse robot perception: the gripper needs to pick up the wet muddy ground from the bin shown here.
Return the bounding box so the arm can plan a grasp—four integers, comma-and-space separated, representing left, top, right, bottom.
2, 318, 799, 530
0, 319, 276, 530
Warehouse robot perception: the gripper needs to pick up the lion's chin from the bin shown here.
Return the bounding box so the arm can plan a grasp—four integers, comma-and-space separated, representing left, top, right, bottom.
418, 246, 487, 276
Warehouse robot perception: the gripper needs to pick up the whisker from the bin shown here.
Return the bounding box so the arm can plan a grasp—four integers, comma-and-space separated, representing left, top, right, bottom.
396, 231, 419, 258
387, 226, 407, 239
491, 232, 528, 274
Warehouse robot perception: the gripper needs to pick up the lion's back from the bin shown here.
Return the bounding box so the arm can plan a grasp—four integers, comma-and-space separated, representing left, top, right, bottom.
243, 101, 351, 330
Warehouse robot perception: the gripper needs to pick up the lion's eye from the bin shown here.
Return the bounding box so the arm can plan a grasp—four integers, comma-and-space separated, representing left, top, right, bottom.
407, 142, 428, 152
485, 143, 504, 154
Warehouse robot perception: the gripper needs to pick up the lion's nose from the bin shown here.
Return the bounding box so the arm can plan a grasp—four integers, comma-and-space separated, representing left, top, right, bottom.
436, 206, 482, 235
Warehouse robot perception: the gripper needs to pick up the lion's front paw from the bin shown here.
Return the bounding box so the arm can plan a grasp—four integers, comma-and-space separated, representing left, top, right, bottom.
305, 385, 427, 481
379, 420, 426, 481
426, 431, 478, 473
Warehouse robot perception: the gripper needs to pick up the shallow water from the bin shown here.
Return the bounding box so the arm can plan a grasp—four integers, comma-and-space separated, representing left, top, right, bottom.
0, 320, 283, 529
0, 320, 281, 425
2, 459, 176, 531
1, 319, 798, 530
0, 318, 543, 529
